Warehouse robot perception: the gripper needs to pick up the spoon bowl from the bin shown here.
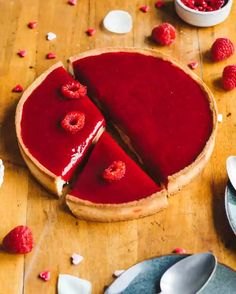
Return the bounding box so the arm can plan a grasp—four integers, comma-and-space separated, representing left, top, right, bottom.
160, 253, 217, 294
226, 156, 236, 191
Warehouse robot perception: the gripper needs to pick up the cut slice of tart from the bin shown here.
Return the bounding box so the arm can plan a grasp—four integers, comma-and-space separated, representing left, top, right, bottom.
66, 131, 168, 222
15, 62, 105, 196
69, 48, 217, 194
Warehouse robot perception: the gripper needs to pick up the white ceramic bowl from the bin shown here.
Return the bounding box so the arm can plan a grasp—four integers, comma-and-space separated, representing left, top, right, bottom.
175, 0, 233, 27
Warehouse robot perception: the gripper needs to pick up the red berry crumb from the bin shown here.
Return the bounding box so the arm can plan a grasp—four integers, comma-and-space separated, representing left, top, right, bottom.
46, 52, 56, 59
222, 65, 236, 91
155, 0, 165, 8
68, 0, 77, 5
86, 28, 96, 36
173, 248, 186, 254
2, 225, 33, 254
188, 61, 198, 70
152, 23, 176, 46
12, 84, 24, 93
140, 5, 150, 12
39, 271, 51, 281
211, 38, 234, 62
61, 111, 85, 134
28, 21, 37, 29
17, 50, 27, 58
61, 81, 87, 99
103, 161, 126, 182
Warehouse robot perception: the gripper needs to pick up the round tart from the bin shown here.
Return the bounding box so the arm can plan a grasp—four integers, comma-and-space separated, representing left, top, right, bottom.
15, 48, 217, 221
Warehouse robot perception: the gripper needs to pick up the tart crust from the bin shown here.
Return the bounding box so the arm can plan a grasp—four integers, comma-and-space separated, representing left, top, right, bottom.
66, 189, 168, 222
69, 48, 218, 197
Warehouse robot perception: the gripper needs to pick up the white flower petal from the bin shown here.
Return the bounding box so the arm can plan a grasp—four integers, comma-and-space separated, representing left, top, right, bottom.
46, 32, 57, 41
58, 274, 92, 294
0, 159, 4, 187
113, 269, 125, 277
71, 253, 84, 265
103, 10, 132, 34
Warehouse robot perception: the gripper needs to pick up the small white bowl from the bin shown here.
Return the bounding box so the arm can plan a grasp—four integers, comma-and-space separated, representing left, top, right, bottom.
175, 0, 233, 27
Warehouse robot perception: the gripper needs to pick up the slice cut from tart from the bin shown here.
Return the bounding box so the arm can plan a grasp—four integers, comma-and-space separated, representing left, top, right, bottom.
69, 48, 217, 194
15, 62, 105, 196
66, 131, 168, 222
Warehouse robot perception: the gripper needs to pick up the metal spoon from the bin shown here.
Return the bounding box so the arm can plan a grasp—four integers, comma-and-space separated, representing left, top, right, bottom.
105, 253, 217, 294
159, 252, 217, 294
226, 156, 236, 191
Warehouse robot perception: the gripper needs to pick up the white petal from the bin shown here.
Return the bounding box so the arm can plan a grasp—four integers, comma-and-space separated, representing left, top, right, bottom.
71, 253, 84, 265
58, 274, 92, 294
113, 269, 125, 277
218, 114, 223, 123
103, 10, 132, 34
46, 32, 57, 41
0, 159, 4, 187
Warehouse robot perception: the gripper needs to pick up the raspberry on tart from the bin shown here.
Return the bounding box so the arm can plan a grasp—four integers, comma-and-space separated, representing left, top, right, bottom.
61, 81, 87, 99
66, 132, 167, 222
69, 48, 217, 195
15, 62, 105, 196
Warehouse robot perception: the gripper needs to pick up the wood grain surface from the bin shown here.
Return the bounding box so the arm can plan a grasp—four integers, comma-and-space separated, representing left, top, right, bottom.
0, 0, 236, 293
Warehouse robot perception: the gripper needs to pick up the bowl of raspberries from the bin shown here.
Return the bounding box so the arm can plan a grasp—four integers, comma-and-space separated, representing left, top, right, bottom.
175, 0, 232, 27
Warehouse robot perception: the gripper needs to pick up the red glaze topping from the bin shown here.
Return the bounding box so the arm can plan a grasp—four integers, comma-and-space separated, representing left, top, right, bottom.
21, 66, 105, 181
72, 52, 213, 184
70, 132, 162, 204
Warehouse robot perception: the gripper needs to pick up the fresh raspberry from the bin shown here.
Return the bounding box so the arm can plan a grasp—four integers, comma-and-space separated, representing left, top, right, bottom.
61, 111, 85, 134
140, 5, 150, 12
155, 0, 165, 8
61, 81, 87, 99
103, 161, 126, 182
28, 21, 37, 29
68, 0, 77, 5
188, 61, 198, 70
152, 23, 176, 46
86, 28, 96, 36
46, 52, 56, 59
211, 38, 234, 62
207, 0, 224, 9
222, 65, 236, 91
173, 248, 186, 254
17, 50, 27, 58
2, 225, 33, 254
39, 271, 51, 281
12, 84, 24, 93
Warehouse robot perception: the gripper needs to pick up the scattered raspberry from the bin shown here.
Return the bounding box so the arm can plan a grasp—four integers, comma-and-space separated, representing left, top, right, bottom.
211, 38, 234, 62
188, 61, 198, 70
46, 52, 56, 59
173, 248, 186, 254
2, 225, 33, 254
68, 0, 77, 5
140, 5, 150, 12
103, 161, 126, 182
17, 50, 27, 58
222, 65, 236, 91
155, 0, 165, 8
12, 84, 24, 93
61, 81, 87, 99
61, 111, 85, 134
28, 21, 37, 29
152, 23, 176, 46
39, 271, 51, 281
86, 28, 96, 36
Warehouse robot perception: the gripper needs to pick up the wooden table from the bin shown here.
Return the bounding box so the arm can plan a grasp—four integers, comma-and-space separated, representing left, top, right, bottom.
0, 0, 236, 293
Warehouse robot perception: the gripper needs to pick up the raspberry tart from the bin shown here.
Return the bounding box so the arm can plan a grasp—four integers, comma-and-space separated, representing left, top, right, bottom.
66, 132, 168, 221
16, 62, 105, 196
69, 48, 217, 195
